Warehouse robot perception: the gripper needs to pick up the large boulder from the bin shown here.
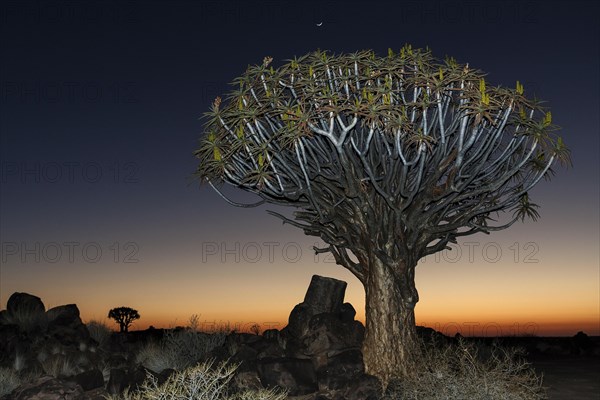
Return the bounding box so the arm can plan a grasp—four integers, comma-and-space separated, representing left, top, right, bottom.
225, 275, 379, 398
338, 302, 357, 323
6, 293, 45, 317
302, 313, 364, 358
5, 293, 47, 333
68, 369, 105, 391
286, 303, 314, 339
316, 349, 365, 391
285, 275, 348, 339
46, 304, 90, 346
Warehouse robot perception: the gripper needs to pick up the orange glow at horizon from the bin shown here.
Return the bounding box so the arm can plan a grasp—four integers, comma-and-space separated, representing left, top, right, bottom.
82, 310, 599, 338
1, 212, 598, 338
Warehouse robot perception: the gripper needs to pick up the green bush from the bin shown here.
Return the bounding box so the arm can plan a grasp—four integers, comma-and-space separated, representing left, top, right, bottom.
384, 337, 547, 400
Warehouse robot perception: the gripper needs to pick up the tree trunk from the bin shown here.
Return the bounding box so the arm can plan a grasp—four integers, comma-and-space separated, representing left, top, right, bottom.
362, 254, 420, 387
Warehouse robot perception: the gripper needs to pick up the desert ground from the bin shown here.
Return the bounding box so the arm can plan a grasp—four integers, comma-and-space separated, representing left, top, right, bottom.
529, 352, 600, 400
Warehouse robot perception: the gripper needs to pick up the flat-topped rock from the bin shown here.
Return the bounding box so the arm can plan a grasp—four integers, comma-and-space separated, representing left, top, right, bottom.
303, 275, 347, 315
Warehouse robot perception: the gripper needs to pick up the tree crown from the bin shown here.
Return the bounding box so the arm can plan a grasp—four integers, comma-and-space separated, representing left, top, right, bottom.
108, 306, 140, 332
193, 45, 571, 269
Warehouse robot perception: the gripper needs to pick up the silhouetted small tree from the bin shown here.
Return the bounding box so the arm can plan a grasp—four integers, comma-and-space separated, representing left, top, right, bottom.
108, 306, 140, 333
250, 323, 261, 335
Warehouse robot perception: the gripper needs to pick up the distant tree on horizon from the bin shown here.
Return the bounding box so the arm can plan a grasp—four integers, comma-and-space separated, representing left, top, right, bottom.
250, 323, 261, 335
193, 45, 571, 386
108, 306, 140, 333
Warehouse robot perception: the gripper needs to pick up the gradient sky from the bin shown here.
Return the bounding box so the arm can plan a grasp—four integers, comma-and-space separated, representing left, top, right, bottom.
1, 0, 598, 337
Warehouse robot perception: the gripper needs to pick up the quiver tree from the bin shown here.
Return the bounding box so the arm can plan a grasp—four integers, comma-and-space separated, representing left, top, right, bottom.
193, 45, 571, 385
108, 306, 140, 333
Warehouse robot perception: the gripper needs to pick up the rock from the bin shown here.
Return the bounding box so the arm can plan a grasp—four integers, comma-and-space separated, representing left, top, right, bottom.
257, 357, 319, 396
107, 366, 151, 395
7, 375, 85, 400
5, 293, 47, 333
286, 276, 351, 342
130, 366, 153, 391
254, 338, 286, 359
227, 344, 264, 393
0, 282, 384, 399
263, 329, 279, 341
302, 313, 364, 357
571, 331, 592, 355
231, 344, 259, 365
343, 374, 382, 400
417, 325, 450, 345
286, 303, 314, 339
7, 293, 46, 317
69, 369, 104, 391
317, 349, 364, 391
82, 387, 110, 400
47, 305, 81, 326
244, 275, 376, 396
232, 369, 263, 392
303, 275, 347, 315
46, 305, 90, 346
0, 323, 21, 364
225, 332, 262, 355
201, 344, 230, 364
338, 303, 356, 323
106, 368, 127, 395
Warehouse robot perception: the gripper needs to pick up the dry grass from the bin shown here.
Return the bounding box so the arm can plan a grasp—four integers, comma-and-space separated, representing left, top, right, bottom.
384, 337, 547, 400
136, 314, 227, 373
104, 360, 287, 400
40, 354, 79, 378
86, 319, 113, 348
1, 308, 47, 333
0, 367, 22, 397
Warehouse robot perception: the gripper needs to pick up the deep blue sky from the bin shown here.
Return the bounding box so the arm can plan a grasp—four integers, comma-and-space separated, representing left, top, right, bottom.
1, 0, 598, 336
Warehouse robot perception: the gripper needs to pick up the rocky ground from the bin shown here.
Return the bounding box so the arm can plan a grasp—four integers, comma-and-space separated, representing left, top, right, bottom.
1, 276, 599, 399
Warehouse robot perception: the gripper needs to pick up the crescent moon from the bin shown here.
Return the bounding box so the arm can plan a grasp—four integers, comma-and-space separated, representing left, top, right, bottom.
316, 22, 323, 26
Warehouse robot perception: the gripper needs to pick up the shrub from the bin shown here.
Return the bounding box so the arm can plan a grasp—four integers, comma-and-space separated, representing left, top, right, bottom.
135, 340, 176, 374
1, 308, 47, 333
106, 360, 287, 400
86, 319, 113, 348
384, 337, 547, 400
136, 314, 227, 373
40, 354, 78, 378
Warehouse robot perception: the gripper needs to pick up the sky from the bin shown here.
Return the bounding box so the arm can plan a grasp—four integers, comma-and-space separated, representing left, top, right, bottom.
0, 0, 598, 337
